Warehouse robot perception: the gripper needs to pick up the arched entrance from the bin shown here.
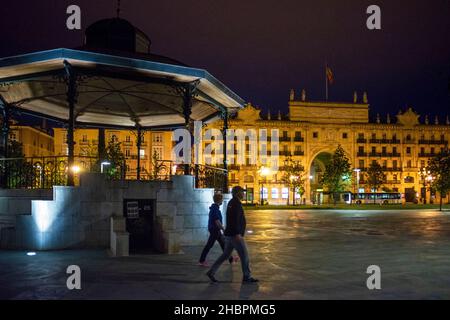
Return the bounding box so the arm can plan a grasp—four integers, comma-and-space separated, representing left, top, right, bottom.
309, 152, 332, 204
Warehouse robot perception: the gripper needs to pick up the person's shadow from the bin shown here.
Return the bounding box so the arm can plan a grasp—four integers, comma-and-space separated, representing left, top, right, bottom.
239, 282, 260, 300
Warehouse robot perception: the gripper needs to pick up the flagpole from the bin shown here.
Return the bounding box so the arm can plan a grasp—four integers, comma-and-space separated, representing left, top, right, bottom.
325, 62, 328, 101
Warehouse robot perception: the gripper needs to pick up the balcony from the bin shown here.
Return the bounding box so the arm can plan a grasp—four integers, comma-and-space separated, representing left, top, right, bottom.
379, 167, 401, 172
130, 155, 149, 160
279, 136, 291, 142
236, 164, 257, 169
418, 139, 448, 145
123, 141, 133, 146
369, 139, 400, 144
357, 152, 368, 157
369, 152, 381, 157
279, 151, 292, 156
79, 140, 90, 145
403, 138, 415, 144
379, 152, 401, 157
386, 180, 401, 184
418, 152, 436, 157
356, 138, 367, 143
293, 137, 304, 142
383, 167, 403, 172
294, 151, 305, 156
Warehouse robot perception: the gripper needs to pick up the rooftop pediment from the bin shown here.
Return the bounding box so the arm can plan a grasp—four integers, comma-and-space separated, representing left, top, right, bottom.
396, 108, 420, 126
236, 103, 261, 122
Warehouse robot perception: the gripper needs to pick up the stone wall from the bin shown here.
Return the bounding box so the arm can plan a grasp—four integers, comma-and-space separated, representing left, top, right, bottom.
0, 173, 215, 254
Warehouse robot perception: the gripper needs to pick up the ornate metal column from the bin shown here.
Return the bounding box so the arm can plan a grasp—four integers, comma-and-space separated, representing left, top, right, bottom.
98, 128, 106, 161
1, 102, 10, 188
182, 82, 196, 176
64, 61, 77, 187
221, 108, 229, 193
136, 125, 142, 180
1, 103, 10, 158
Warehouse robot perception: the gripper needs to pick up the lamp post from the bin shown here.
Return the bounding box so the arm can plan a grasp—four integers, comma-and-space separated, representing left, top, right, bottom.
354, 168, 361, 203
290, 175, 299, 205
418, 167, 434, 204
259, 166, 270, 205
426, 172, 435, 204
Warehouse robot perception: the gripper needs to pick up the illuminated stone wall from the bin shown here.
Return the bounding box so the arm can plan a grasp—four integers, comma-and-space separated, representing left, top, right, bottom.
0, 174, 214, 253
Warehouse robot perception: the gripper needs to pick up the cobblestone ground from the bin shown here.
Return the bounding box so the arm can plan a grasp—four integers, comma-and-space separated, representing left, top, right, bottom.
1, 209, 450, 299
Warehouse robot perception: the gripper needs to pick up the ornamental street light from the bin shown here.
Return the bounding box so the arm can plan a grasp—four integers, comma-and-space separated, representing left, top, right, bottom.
418, 167, 435, 204
354, 168, 361, 201
259, 166, 271, 205
290, 174, 299, 205
71, 165, 81, 174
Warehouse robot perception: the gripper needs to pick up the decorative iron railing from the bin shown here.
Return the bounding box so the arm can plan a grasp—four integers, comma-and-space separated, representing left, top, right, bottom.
0, 156, 98, 189
0, 156, 227, 192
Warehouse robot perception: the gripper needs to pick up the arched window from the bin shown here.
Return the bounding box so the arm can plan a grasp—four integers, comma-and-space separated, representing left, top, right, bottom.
404, 176, 414, 183
244, 175, 254, 183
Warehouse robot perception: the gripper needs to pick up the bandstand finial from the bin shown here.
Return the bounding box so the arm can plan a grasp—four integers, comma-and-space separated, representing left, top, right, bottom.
117, 0, 121, 18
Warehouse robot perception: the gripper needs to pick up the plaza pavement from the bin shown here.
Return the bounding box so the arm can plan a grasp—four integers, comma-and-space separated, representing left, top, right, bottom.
1, 209, 450, 300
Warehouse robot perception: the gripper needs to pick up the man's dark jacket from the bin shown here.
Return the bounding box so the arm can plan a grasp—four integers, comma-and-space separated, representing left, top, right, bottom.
224, 197, 246, 237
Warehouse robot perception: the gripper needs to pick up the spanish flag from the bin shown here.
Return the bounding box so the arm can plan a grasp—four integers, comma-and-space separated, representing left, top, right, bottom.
326, 66, 334, 84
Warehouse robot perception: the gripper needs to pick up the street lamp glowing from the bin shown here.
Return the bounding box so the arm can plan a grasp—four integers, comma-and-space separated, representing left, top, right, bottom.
354, 168, 361, 197
259, 166, 271, 205
101, 161, 111, 173
260, 166, 271, 177
71, 165, 81, 174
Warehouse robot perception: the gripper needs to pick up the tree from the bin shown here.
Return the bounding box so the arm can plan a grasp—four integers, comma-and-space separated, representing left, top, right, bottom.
427, 149, 450, 211
1, 139, 35, 188
367, 161, 385, 203
8, 139, 25, 158
321, 145, 352, 205
151, 150, 169, 180
103, 140, 125, 179
281, 156, 305, 205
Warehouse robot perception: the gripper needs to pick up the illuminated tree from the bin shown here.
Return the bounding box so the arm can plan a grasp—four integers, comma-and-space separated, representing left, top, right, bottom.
366, 161, 385, 204
104, 140, 125, 179
427, 149, 450, 211
321, 145, 352, 205
281, 156, 305, 205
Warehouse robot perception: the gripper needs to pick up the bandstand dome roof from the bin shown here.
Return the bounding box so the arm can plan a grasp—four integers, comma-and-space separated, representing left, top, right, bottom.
0, 17, 244, 129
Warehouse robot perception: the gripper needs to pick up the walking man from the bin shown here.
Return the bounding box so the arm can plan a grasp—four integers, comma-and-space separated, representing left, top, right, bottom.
198, 193, 234, 266
206, 186, 259, 283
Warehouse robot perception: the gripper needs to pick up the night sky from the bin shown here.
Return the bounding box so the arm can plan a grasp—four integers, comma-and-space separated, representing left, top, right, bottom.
1, 0, 449, 123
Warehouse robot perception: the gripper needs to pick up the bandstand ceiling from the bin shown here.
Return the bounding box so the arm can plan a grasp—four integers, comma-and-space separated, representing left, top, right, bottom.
0, 48, 245, 129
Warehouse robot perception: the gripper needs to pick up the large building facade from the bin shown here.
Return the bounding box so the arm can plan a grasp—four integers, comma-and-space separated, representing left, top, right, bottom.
53, 128, 173, 179
9, 124, 54, 157
205, 90, 450, 205
9, 91, 450, 205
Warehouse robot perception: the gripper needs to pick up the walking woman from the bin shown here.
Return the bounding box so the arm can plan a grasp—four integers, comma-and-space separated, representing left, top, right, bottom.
198, 193, 235, 266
